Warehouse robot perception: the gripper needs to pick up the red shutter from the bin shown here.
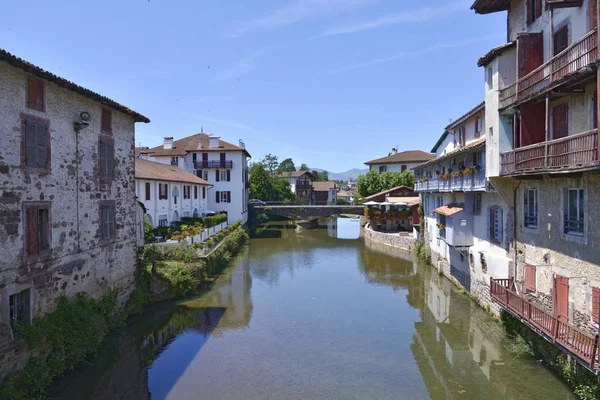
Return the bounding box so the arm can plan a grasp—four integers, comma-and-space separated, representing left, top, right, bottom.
592, 287, 600, 323
535, 0, 542, 19
146, 182, 151, 200
526, 0, 532, 24
593, 91, 598, 130
525, 264, 537, 293
554, 26, 569, 56
552, 103, 569, 139
27, 207, 39, 255
27, 77, 37, 108
215, 170, 220, 182
216, 191, 220, 203
227, 170, 231, 181
591, 0, 598, 30
101, 109, 112, 133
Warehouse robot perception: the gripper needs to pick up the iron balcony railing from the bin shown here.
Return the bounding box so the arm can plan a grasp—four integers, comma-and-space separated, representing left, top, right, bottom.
414, 169, 486, 193
500, 129, 598, 175
194, 160, 233, 169
499, 29, 598, 110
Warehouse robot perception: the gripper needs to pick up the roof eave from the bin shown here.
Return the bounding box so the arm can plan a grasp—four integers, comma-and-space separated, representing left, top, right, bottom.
470, 0, 510, 14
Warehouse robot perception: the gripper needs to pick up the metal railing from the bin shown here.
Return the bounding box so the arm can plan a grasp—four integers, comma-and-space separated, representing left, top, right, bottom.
490, 278, 599, 371
194, 160, 233, 169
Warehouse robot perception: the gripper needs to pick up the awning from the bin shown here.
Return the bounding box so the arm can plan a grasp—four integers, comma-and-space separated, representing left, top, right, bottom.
433, 204, 464, 217
388, 196, 420, 207
380, 201, 396, 206
363, 201, 380, 206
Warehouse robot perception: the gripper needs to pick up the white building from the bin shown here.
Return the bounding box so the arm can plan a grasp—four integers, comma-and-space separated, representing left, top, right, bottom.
139, 133, 250, 225
135, 159, 212, 227
276, 170, 315, 200
365, 149, 435, 173
414, 102, 512, 307
0, 48, 148, 373
313, 181, 337, 205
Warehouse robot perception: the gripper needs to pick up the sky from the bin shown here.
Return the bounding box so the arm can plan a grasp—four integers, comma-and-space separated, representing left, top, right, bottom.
1, 0, 506, 172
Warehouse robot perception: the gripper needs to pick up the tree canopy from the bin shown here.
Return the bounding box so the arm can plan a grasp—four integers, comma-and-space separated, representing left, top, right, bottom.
299, 163, 309, 171
261, 153, 279, 175
356, 169, 414, 197
311, 170, 329, 182
278, 158, 296, 173
249, 163, 296, 201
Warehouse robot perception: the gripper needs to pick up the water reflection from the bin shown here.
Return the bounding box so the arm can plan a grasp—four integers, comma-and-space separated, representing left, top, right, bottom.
328, 216, 361, 240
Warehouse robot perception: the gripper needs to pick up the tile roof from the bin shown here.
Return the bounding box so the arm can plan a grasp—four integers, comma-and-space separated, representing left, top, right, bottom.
0, 48, 150, 123
364, 186, 415, 201
141, 133, 251, 157
414, 138, 486, 170
431, 131, 451, 153
135, 159, 212, 185
387, 196, 421, 207
365, 150, 435, 165
313, 181, 337, 191
135, 147, 149, 158
445, 101, 485, 130
276, 170, 315, 179
434, 203, 464, 216
477, 41, 516, 67
471, 0, 510, 14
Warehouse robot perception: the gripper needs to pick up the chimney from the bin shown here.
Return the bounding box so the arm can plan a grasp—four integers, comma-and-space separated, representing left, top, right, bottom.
391, 147, 398, 155
239, 139, 245, 149
164, 137, 174, 150
209, 135, 220, 149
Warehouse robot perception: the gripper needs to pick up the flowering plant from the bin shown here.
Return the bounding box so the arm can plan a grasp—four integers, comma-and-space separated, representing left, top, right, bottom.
462, 167, 474, 175
452, 170, 463, 177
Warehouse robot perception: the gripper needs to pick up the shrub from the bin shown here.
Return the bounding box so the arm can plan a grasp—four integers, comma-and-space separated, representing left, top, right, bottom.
205, 239, 214, 248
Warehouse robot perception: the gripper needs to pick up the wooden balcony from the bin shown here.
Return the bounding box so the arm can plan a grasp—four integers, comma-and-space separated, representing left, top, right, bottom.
414, 169, 485, 193
490, 278, 599, 371
194, 160, 233, 169
499, 29, 598, 110
500, 129, 599, 175
364, 209, 410, 221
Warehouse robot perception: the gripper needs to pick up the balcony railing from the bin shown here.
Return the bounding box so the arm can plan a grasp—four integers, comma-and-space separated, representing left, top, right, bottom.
194, 160, 233, 169
364, 209, 410, 221
414, 169, 485, 193
490, 278, 599, 371
499, 29, 598, 109
500, 129, 598, 175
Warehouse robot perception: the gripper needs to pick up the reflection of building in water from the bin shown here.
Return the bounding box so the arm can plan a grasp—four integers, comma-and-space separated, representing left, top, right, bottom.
327, 218, 337, 238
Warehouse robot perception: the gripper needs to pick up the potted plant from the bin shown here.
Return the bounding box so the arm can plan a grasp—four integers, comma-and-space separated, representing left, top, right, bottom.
463, 167, 474, 175
452, 170, 463, 177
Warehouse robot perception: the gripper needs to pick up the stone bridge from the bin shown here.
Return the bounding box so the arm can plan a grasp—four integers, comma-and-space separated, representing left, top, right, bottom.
251, 205, 365, 220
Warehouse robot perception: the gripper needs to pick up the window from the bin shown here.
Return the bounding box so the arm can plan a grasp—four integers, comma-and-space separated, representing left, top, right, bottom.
23, 119, 49, 169
474, 193, 482, 215
100, 203, 116, 240
220, 191, 231, 203
216, 190, 220, 203
592, 287, 600, 323
215, 170, 220, 182
486, 67, 493, 89
220, 170, 228, 181
490, 206, 503, 244
401, 165, 407, 172
552, 103, 569, 139
379, 166, 387, 173
9, 289, 31, 325
202, 186, 206, 199
553, 25, 569, 56
564, 188, 584, 235
527, 0, 542, 25
489, 126, 493, 138
203, 171, 208, 181
194, 186, 198, 199
27, 77, 45, 111
25, 203, 50, 256
475, 117, 484, 138
171, 157, 178, 166
524, 189, 538, 228
159, 215, 168, 227
145, 182, 151, 201
159, 183, 168, 200
101, 108, 112, 134
525, 264, 537, 293
184, 185, 190, 199
99, 137, 114, 176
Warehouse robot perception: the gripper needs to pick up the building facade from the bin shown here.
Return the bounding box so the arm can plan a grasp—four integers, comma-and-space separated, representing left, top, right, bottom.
135, 159, 211, 228
0, 49, 148, 373
363, 186, 421, 233
414, 102, 513, 309
140, 133, 250, 225
276, 170, 315, 199
312, 181, 337, 205
365, 149, 435, 173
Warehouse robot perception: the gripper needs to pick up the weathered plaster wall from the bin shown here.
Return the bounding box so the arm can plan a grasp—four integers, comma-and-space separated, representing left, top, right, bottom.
515, 172, 600, 333
0, 61, 140, 374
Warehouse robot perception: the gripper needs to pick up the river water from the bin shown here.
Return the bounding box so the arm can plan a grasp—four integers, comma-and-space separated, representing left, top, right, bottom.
47, 218, 574, 400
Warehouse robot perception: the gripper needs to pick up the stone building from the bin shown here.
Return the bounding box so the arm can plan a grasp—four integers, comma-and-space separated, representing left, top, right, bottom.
139, 133, 250, 225
135, 159, 212, 228
414, 102, 513, 311
0, 48, 149, 374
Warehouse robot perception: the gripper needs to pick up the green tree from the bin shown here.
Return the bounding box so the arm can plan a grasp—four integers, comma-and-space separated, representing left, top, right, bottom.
273, 178, 296, 201
357, 169, 383, 197
261, 153, 279, 175
356, 169, 415, 197
250, 163, 276, 200
278, 158, 296, 173
299, 163, 309, 171
311, 170, 329, 182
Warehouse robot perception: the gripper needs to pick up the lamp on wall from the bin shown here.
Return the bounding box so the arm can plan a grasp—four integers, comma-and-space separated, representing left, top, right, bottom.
73, 111, 91, 133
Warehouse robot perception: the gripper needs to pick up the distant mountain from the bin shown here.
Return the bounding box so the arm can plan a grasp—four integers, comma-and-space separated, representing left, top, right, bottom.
311, 168, 368, 181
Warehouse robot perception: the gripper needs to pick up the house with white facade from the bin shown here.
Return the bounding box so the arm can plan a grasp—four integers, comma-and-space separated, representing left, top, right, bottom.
135, 159, 212, 227
276, 170, 315, 200
365, 149, 435, 173
313, 181, 337, 205
414, 102, 513, 308
0, 48, 149, 374
139, 133, 250, 225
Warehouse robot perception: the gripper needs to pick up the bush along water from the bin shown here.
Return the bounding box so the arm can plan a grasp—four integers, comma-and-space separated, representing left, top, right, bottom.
0, 222, 249, 399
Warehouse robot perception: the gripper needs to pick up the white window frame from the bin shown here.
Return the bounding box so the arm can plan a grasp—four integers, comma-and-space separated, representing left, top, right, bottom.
220, 191, 228, 203
220, 170, 228, 181
203, 171, 209, 181
487, 67, 493, 89
523, 189, 538, 229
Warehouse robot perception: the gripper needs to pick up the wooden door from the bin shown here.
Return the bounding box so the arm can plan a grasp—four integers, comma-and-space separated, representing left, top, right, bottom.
553, 275, 569, 320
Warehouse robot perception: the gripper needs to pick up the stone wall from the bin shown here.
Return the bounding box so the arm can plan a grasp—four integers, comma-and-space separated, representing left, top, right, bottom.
0, 61, 141, 375
363, 224, 416, 252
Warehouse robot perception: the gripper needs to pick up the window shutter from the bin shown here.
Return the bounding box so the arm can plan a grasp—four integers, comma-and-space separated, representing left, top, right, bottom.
203, 187, 206, 199
194, 186, 198, 199
107, 140, 114, 174
25, 121, 38, 167
489, 209, 495, 241
535, 0, 542, 19
497, 208, 503, 243
165, 184, 168, 200
593, 287, 600, 323
593, 91, 598, 130
526, 0, 533, 24
146, 182, 151, 200
27, 77, 37, 108
525, 264, 537, 292
215, 170, 220, 182
227, 191, 231, 203
216, 191, 220, 203
101, 109, 112, 133
227, 170, 231, 181
27, 208, 39, 255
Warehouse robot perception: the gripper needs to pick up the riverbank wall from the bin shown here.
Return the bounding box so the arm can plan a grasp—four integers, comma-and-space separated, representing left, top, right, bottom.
362, 224, 416, 252
0, 224, 249, 399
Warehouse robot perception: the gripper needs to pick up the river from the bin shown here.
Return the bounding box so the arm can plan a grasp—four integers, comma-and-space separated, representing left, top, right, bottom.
46, 217, 575, 400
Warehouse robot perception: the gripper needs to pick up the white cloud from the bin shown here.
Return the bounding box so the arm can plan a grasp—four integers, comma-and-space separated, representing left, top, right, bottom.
226, 0, 377, 38
319, 0, 472, 37
216, 46, 280, 81
322, 35, 503, 75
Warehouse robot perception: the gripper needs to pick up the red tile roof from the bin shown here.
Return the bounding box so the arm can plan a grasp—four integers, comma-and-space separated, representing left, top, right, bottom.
364, 186, 415, 201
365, 150, 435, 165
135, 159, 212, 185
413, 138, 486, 169
0, 48, 149, 123
477, 42, 516, 67
276, 170, 315, 179
313, 181, 337, 191
141, 133, 251, 157
434, 203, 464, 216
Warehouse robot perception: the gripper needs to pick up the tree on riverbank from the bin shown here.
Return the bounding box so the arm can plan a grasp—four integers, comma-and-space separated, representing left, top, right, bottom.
356, 169, 414, 197
249, 163, 295, 201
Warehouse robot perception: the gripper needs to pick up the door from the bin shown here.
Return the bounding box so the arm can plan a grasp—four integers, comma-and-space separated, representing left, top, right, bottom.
553, 275, 569, 321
